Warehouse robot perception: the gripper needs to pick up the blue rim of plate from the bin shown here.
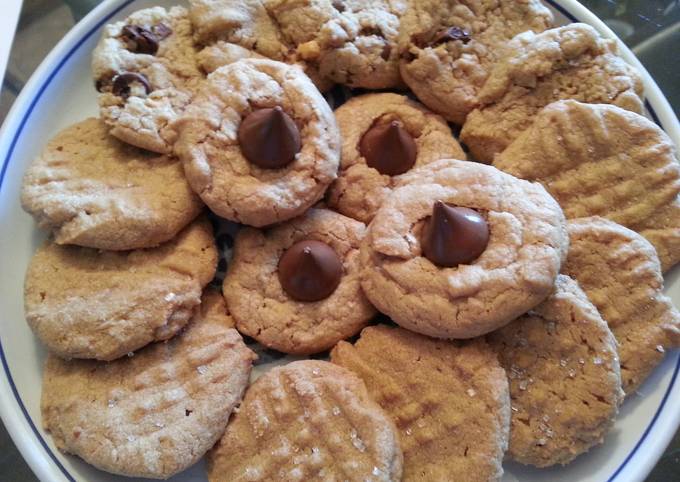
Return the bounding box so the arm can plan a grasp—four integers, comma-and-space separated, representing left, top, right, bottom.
0, 0, 678, 481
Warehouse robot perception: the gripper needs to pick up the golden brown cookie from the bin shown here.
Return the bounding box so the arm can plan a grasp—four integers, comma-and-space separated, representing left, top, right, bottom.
92, 6, 202, 153
360, 159, 569, 339
175, 59, 340, 227
327, 93, 466, 223
24, 218, 217, 361
461, 23, 644, 162
207, 360, 403, 481
494, 100, 680, 272
563, 217, 680, 393
41, 290, 256, 479
20, 118, 203, 251
331, 325, 510, 481
398, 0, 553, 124
223, 208, 375, 354
487, 275, 623, 467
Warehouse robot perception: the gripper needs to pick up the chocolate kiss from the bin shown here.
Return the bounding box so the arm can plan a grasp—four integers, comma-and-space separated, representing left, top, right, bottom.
359, 120, 417, 176
278, 240, 343, 302
421, 201, 489, 267
238, 106, 301, 169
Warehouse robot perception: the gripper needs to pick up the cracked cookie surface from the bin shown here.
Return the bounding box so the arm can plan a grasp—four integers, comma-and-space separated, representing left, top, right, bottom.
331, 325, 510, 482
327, 93, 466, 223
175, 59, 340, 227
563, 217, 680, 393
398, 0, 553, 125
25, 218, 217, 361
41, 290, 255, 479
92, 6, 202, 153
223, 208, 375, 354
21, 118, 204, 250
487, 274, 623, 467
360, 159, 569, 339
460, 23, 644, 162
494, 100, 680, 272
207, 360, 403, 482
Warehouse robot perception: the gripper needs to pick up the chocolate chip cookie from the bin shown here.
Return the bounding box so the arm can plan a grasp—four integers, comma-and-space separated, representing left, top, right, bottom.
92, 6, 202, 153
398, 0, 554, 124
327, 93, 466, 223
461, 23, 644, 162
223, 208, 375, 354
360, 159, 568, 339
175, 58, 340, 227
21, 118, 203, 250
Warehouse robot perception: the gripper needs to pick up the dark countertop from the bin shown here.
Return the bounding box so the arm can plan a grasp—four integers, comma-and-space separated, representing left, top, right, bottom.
1, 0, 678, 480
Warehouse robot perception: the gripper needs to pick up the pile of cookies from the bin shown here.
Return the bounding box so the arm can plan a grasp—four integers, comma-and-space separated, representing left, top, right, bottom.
19, 0, 680, 480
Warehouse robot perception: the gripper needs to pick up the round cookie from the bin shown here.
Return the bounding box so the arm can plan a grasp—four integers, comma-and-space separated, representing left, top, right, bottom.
206, 360, 403, 481
331, 326, 510, 481
223, 208, 375, 354
487, 275, 624, 467
494, 100, 680, 272
460, 23, 644, 162
327, 93, 466, 223
175, 58, 340, 227
41, 289, 255, 479
25, 218, 217, 361
398, 0, 553, 124
563, 217, 680, 393
360, 159, 569, 339
21, 118, 204, 251
92, 6, 202, 153
190, 0, 405, 90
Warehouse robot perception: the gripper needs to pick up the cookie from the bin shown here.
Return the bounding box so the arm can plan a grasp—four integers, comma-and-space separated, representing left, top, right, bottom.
360, 159, 568, 339
487, 275, 623, 467
196, 41, 265, 74
25, 218, 217, 361
398, 0, 553, 124
327, 93, 466, 223
41, 289, 256, 479
563, 217, 680, 393
223, 208, 375, 354
175, 58, 340, 227
206, 360, 403, 481
460, 23, 644, 162
494, 100, 680, 272
20, 118, 203, 251
189, 0, 405, 89
92, 6, 202, 153
331, 326, 510, 481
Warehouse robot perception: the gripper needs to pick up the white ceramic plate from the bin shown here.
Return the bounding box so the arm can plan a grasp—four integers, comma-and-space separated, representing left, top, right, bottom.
0, 1, 678, 481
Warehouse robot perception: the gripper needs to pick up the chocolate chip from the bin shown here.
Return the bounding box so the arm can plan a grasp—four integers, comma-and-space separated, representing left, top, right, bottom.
432, 26, 471, 46
95, 79, 106, 92
278, 240, 343, 302
238, 107, 301, 169
359, 120, 417, 176
112, 72, 151, 98
120, 25, 159, 55
421, 201, 489, 267
380, 43, 392, 61
332, 0, 346, 12
152, 23, 172, 39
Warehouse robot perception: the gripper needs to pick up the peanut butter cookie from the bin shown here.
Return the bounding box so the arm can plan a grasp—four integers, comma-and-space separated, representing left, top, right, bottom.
41, 290, 255, 479
331, 326, 510, 481
207, 360, 403, 481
